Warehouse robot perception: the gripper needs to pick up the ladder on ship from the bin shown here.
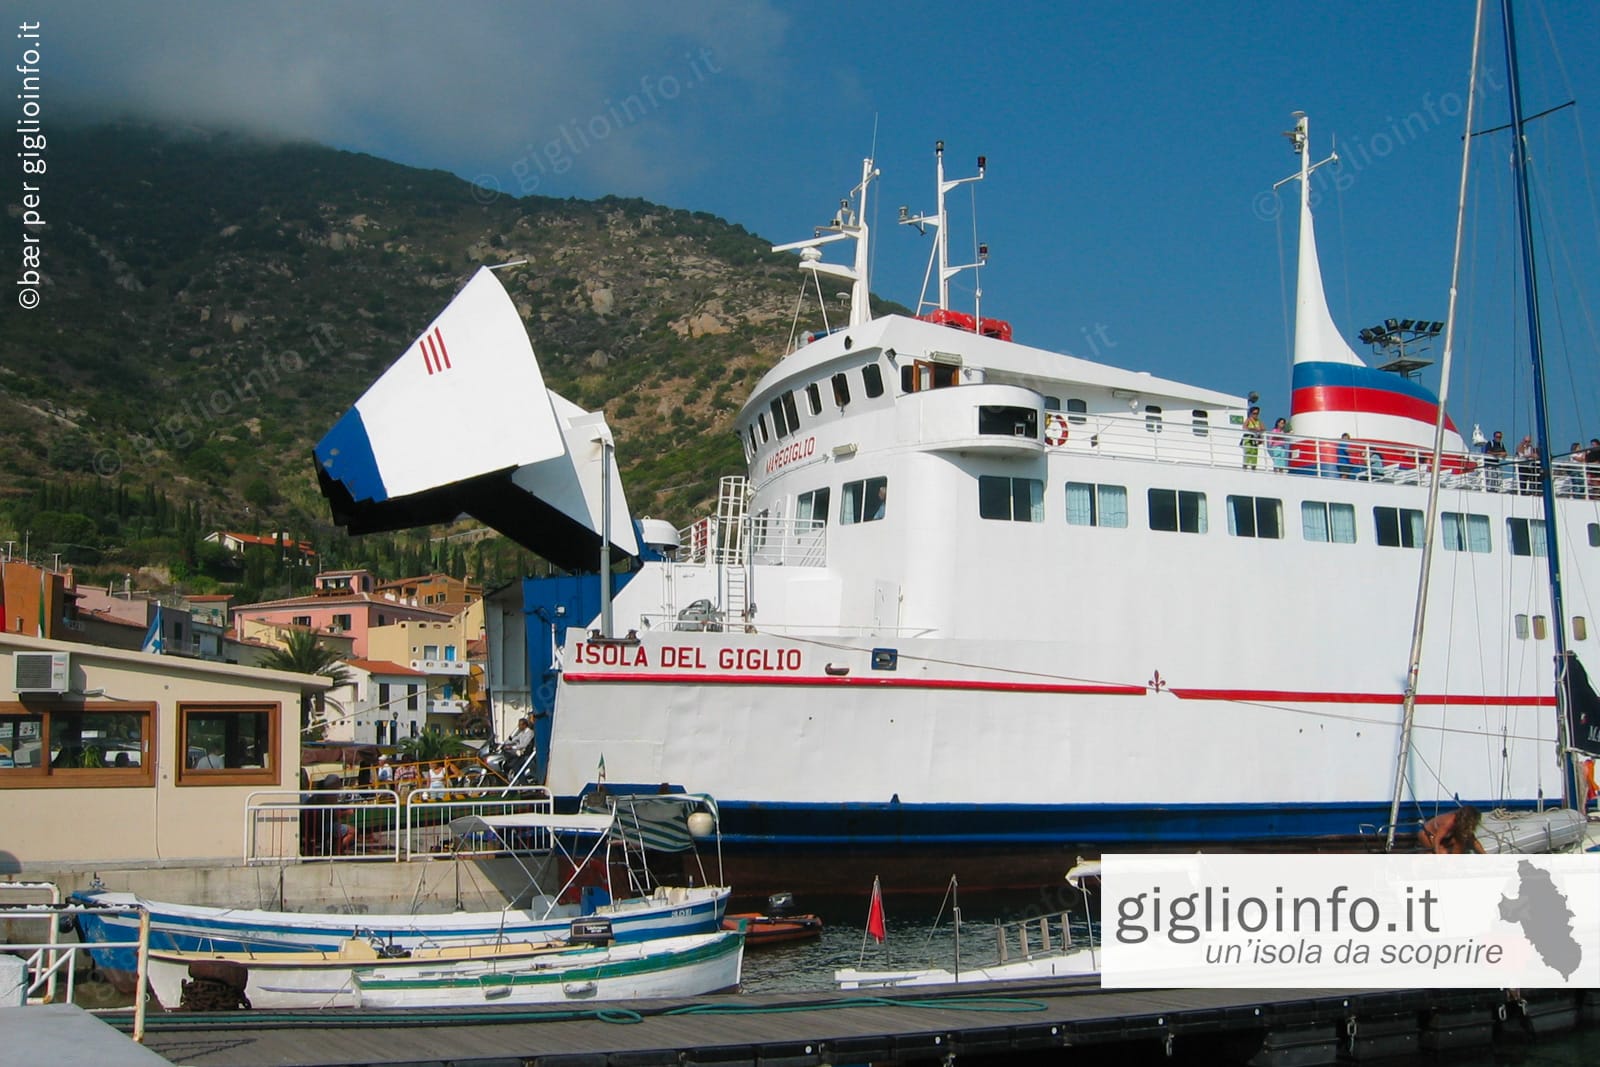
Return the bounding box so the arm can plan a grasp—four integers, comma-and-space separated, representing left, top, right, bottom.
715, 476, 749, 625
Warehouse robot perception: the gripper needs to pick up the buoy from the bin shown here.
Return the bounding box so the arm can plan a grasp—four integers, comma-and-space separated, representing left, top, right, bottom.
688, 811, 715, 838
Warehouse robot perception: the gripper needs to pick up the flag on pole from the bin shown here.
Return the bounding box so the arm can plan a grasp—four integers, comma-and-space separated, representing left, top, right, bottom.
866, 876, 886, 943
141, 603, 166, 655
36, 568, 48, 637
596, 754, 606, 783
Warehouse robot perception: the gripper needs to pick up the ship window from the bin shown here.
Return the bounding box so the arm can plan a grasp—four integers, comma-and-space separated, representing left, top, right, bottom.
746, 425, 757, 458
1441, 512, 1491, 553
978, 475, 1044, 522
831, 372, 851, 408
0, 704, 155, 787
1374, 506, 1424, 548
862, 364, 885, 398
900, 364, 917, 393
1514, 614, 1530, 639
1144, 405, 1163, 433
978, 405, 1037, 438
1043, 396, 1062, 411
797, 487, 830, 526
1575, 616, 1588, 641
841, 477, 887, 525
1532, 615, 1548, 640
1507, 517, 1548, 557
1302, 501, 1357, 544
1065, 398, 1087, 425
1589, 523, 1600, 547
176, 702, 276, 785
1226, 495, 1283, 539
805, 382, 822, 416
1148, 488, 1207, 534
1192, 410, 1209, 437
769, 397, 790, 438
783, 391, 800, 430
758, 414, 770, 443
1066, 482, 1128, 528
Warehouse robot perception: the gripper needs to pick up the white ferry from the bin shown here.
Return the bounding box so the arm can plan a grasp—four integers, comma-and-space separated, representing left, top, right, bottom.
316, 119, 1598, 890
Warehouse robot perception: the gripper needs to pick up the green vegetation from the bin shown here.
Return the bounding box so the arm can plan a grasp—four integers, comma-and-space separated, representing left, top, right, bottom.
0, 121, 873, 596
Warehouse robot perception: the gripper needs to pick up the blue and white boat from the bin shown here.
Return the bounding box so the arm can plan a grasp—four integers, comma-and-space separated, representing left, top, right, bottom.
74, 808, 730, 982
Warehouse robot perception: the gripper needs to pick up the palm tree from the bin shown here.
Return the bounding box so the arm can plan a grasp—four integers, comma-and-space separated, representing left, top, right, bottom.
398, 727, 473, 766
258, 628, 355, 738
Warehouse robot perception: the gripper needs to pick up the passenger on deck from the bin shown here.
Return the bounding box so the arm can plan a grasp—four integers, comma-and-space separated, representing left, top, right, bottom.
1241, 407, 1264, 469
1516, 436, 1539, 494
1484, 430, 1508, 489
1418, 805, 1486, 854
1266, 418, 1290, 469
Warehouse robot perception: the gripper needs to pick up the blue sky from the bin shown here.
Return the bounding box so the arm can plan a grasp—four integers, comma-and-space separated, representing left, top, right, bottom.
20, 0, 1600, 449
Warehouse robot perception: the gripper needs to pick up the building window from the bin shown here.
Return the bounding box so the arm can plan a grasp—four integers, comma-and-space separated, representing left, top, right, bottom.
0, 703, 155, 788
176, 702, 277, 785
1192, 410, 1209, 437
1507, 517, 1548, 558
831, 372, 851, 408
292, 615, 312, 627
331, 613, 353, 631
407, 686, 420, 711
1148, 488, 1207, 533
862, 364, 885, 398
1065, 482, 1128, 528
978, 475, 1044, 522
805, 382, 822, 416
1226, 495, 1284, 539
841, 477, 888, 524
378, 683, 391, 711
1374, 507, 1425, 548
797, 487, 830, 526
1301, 501, 1357, 544
444, 645, 457, 661
769, 397, 790, 438
423, 644, 439, 660
1441, 512, 1492, 553
1065, 398, 1088, 425
377, 614, 387, 626
1144, 405, 1163, 433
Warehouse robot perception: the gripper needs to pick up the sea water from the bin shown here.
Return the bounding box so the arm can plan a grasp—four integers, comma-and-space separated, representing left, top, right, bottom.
741, 898, 1595, 1065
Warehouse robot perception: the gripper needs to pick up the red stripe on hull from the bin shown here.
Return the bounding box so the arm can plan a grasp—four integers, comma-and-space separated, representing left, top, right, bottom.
562, 671, 1145, 695
1170, 688, 1552, 707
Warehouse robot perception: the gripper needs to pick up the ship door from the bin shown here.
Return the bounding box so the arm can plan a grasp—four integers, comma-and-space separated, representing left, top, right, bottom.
872, 580, 901, 636
901, 360, 960, 394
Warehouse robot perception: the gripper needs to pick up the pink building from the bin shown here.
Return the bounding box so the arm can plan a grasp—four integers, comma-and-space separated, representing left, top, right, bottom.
232, 570, 450, 659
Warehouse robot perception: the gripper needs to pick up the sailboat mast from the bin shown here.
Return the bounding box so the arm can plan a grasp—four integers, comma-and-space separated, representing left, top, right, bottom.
1500, 0, 1577, 807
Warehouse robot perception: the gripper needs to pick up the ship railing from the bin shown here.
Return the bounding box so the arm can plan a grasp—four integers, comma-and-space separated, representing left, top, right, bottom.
748, 515, 828, 567
990, 911, 1097, 965
0, 883, 151, 1039
1065, 412, 1600, 498
244, 785, 555, 863
400, 785, 556, 858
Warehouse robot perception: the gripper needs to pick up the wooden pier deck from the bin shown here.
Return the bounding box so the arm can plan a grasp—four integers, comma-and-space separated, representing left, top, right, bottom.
115, 980, 1595, 1067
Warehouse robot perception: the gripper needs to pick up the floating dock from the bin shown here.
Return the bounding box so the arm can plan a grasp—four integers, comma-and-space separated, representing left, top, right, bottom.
100, 980, 1594, 1066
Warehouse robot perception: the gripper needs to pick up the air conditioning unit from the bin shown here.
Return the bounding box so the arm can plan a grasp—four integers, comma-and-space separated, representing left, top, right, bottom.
14, 651, 70, 694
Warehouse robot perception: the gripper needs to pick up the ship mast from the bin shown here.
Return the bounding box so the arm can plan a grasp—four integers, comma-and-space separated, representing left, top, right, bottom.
1501, 0, 1580, 808
772, 157, 879, 329
900, 142, 987, 318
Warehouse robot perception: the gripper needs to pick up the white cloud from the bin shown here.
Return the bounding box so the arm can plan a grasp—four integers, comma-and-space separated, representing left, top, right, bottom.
26, 0, 790, 199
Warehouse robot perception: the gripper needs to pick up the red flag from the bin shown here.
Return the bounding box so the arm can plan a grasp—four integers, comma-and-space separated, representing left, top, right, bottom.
866, 877, 886, 943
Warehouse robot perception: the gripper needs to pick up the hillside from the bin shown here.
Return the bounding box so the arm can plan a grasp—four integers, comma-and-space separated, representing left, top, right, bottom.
2, 122, 855, 593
